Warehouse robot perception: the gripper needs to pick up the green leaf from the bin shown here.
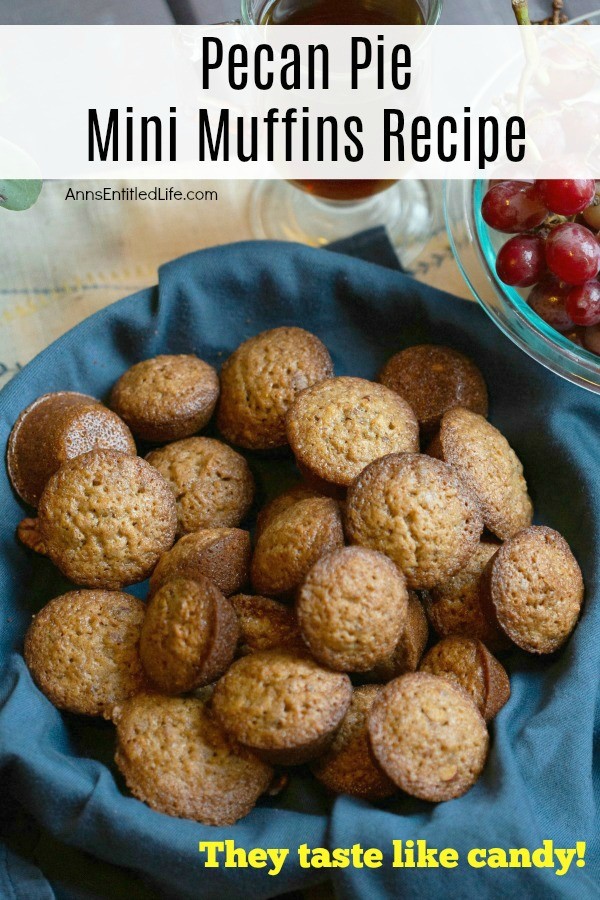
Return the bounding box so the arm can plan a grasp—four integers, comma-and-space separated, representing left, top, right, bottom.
0, 179, 43, 211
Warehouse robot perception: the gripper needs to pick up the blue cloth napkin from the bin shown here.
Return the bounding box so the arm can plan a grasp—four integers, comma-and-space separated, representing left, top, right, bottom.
0, 238, 598, 900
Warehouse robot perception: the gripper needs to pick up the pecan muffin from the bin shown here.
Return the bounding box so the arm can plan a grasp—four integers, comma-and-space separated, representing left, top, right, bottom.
38, 449, 177, 589
255, 483, 324, 540
297, 547, 408, 672
311, 686, 396, 800
146, 437, 254, 536
345, 453, 483, 590
149, 528, 251, 597
110, 354, 219, 442
230, 594, 303, 656
217, 327, 333, 450
212, 650, 352, 765
140, 576, 239, 694
251, 497, 344, 598
287, 377, 419, 492
379, 345, 488, 438
24, 590, 146, 718
8, 391, 136, 507
113, 693, 273, 825
363, 591, 429, 682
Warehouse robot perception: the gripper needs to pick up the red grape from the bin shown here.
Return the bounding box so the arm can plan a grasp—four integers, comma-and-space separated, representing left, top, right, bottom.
565, 281, 600, 327
482, 181, 548, 233
545, 223, 600, 284
536, 179, 596, 216
528, 278, 574, 332
496, 235, 547, 287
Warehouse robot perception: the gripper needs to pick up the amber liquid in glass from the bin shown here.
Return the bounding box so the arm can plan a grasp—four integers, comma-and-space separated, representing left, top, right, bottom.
262, 0, 424, 201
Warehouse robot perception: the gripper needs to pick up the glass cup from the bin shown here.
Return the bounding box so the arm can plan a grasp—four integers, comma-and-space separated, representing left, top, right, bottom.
226, 0, 444, 262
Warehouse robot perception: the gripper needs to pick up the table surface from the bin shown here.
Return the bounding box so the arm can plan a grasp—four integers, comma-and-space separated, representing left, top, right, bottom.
1, 0, 599, 388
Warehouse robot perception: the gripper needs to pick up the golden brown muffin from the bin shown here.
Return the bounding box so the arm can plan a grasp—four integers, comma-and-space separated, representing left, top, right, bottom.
422, 541, 508, 651
363, 591, 429, 682
430, 408, 533, 540
230, 594, 303, 656
379, 345, 488, 438
483, 526, 584, 654
113, 693, 273, 825
286, 377, 419, 491
38, 450, 177, 590
420, 636, 510, 722
345, 453, 483, 590
251, 497, 344, 598
255, 483, 324, 539
217, 327, 333, 450
24, 590, 146, 718
212, 650, 352, 765
8, 391, 136, 507
140, 576, 239, 694
149, 528, 251, 597
297, 547, 408, 672
110, 355, 219, 442
368, 672, 489, 802
311, 686, 396, 801
146, 437, 254, 536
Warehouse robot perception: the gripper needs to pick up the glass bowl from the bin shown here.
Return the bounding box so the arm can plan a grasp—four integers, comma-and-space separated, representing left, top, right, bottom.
444, 179, 600, 394
444, 10, 600, 394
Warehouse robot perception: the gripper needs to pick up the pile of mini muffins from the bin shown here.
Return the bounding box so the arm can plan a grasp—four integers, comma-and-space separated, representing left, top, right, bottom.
8, 328, 584, 826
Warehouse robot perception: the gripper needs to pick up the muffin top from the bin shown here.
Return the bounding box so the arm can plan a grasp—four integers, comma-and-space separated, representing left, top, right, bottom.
110, 354, 219, 442
251, 497, 344, 597
217, 327, 333, 450
311, 685, 396, 801
149, 527, 251, 597
24, 590, 146, 718
8, 391, 136, 507
420, 636, 510, 722
368, 672, 489, 802
485, 525, 584, 654
297, 546, 408, 672
364, 591, 429, 682
113, 693, 273, 826
422, 541, 507, 650
432, 407, 533, 540
287, 376, 419, 488
38, 449, 177, 589
212, 650, 352, 756
255, 483, 324, 539
379, 344, 488, 438
146, 437, 254, 536
345, 453, 483, 590
231, 594, 303, 656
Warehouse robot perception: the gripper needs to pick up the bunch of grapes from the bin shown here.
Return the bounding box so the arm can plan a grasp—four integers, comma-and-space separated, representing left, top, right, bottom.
482, 179, 600, 356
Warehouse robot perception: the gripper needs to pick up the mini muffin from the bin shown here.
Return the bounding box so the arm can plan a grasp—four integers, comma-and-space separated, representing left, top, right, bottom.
422, 541, 508, 651
420, 636, 510, 722
24, 590, 146, 718
8, 391, 136, 507
38, 450, 177, 589
212, 650, 352, 765
110, 354, 219, 442
146, 437, 254, 536
287, 377, 419, 491
368, 672, 489, 802
483, 525, 584, 654
230, 594, 303, 655
430, 408, 533, 540
149, 528, 251, 597
255, 483, 323, 540
297, 547, 408, 672
113, 693, 273, 825
251, 497, 344, 598
363, 591, 429, 682
140, 576, 239, 694
379, 345, 488, 438
311, 686, 396, 801
345, 453, 483, 590
217, 327, 333, 450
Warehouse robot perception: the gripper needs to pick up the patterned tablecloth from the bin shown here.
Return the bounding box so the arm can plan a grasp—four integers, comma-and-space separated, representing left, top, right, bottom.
0, 180, 467, 390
